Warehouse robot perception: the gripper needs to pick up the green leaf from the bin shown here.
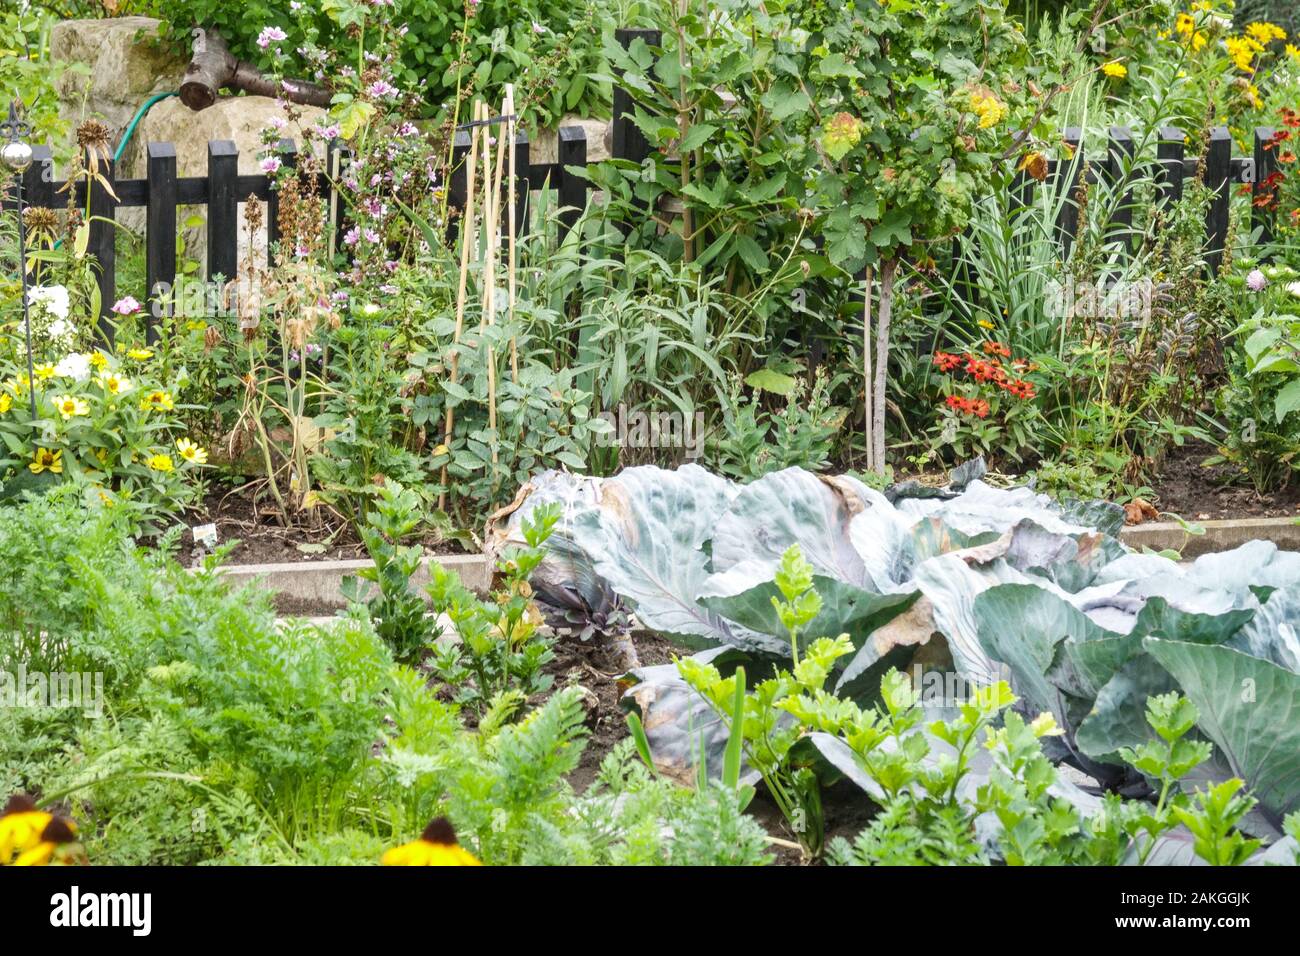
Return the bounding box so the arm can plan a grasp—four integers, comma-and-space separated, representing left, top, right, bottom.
743, 368, 797, 396
1276, 378, 1300, 423
1145, 639, 1300, 827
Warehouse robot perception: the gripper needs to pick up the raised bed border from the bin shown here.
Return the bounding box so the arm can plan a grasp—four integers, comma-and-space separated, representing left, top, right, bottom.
217, 552, 491, 606
1119, 516, 1300, 557
214, 516, 1300, 610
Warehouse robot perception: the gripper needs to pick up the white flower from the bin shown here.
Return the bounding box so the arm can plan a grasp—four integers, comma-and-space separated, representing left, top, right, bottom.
28, 285, 70, 319
1288, 281, 1300, 300
54, 353, 92, 382
47, 319, 76, 343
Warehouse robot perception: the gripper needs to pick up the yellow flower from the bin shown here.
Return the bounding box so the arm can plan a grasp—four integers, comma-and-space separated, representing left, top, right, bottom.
3, 376, 27, 396
1287, 43, 1300, 60
977, 319, 996, 330
1101, 60, 1127, 78
1245, 22, 1286, 45
1, 795, 79, 866
88, 352, 108, 370
969, 90, 1007, 129
1175, 13, 1195, 37
0, 393, 10, 414
97, 372, 132, 396
29, 448, 62, 474
146, 453, 174, 473
185, 320, 207, 333
34, 363, 55, 381
432, 443, 450, 457
126, 347, 153, 361
176, 438, 208, 465
51, 395, 89, 420
1225, 35, 1264, 71
382, 818, 482, 866
139, 390, 174, 412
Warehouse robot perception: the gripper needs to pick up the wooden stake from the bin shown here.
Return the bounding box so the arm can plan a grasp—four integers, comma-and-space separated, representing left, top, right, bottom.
505, 84, 520, 384
438, 100, 481, 511
862, 265, 874, 472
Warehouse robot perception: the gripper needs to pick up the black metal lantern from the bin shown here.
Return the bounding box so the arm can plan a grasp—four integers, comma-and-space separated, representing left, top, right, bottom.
2, 101, 38, 420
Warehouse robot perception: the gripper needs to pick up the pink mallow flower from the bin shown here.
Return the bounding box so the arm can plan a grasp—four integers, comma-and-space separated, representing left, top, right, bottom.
260, 156, 282, 174
112, 295, 142, 315
257, 26, 287, 50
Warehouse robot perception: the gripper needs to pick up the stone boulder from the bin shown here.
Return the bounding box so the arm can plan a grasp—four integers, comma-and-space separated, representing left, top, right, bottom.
50, 17, 187, 142
528, 117, 612, 166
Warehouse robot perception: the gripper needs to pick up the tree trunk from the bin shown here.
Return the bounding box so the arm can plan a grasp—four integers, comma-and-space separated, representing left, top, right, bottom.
871, 258, 898, 472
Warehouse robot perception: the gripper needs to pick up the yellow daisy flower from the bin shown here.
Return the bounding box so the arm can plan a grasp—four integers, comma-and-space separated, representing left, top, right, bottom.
382, 818, 482, 866
97, 372, 132, 396
139, 390, 174, 412
29, 448, 62, 475
0, 795, 80, 866
146, 453, 174, 473
34, 364, 55, 381
88, 352, 109, 370
0, 393, 10, 414
176, 438, 208, 465
126, 347, 153, 361
51, 395, 89, 420
1101, 61, 1127, 78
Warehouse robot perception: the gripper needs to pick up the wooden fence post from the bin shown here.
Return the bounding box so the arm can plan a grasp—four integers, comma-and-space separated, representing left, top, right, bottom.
1254, 126, 1278, 250
512, 128, 530, 237
1203, 126, 1231, 275
145, 141, 177, 344
611, 28, 661, 165
267, 137, 297, 265
446, 128, 472, 245
557, 125, 587, 242
86, 149, 117, 341
1055, 127, 1083, 255
1108, 125, 1135, 252
207, 140, 238, 282
20, 144, 54, 211
1156, 127, 1185, 210
327, 138, 352, 263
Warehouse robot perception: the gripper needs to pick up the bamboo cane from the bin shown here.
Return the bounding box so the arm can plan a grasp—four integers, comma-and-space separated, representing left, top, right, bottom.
438, 99, 481, 511
505, 84, 520, 384
482, 99, 508, 484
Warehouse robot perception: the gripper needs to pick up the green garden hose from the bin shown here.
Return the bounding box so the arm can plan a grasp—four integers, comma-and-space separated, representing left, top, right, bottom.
113, 91, 176, 163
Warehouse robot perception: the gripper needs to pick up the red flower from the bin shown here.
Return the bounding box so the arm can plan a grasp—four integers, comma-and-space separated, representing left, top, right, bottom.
932, 351, 963, 372
982, 340, 1012, 358
1003, 378, 1037, 400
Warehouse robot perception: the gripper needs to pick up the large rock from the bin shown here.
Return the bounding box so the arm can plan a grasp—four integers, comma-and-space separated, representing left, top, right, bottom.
50, 17, 187, 141
120, 95, 327, 276
528, 117, 612, 166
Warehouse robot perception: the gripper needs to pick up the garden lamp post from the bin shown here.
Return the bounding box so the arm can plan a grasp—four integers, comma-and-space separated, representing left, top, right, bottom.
1, 101, 38, 421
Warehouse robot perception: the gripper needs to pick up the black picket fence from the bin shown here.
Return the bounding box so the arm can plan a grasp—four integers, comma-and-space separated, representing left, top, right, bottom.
2, 24, 1290, 343
5, 124, 593, 344
1029, 124, 1282, 275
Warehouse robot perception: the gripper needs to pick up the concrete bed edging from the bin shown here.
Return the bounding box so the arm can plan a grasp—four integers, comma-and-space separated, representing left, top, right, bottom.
216, 552, 492, 605
219, 517, 1298, 606
1119, 516, 1300, 557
